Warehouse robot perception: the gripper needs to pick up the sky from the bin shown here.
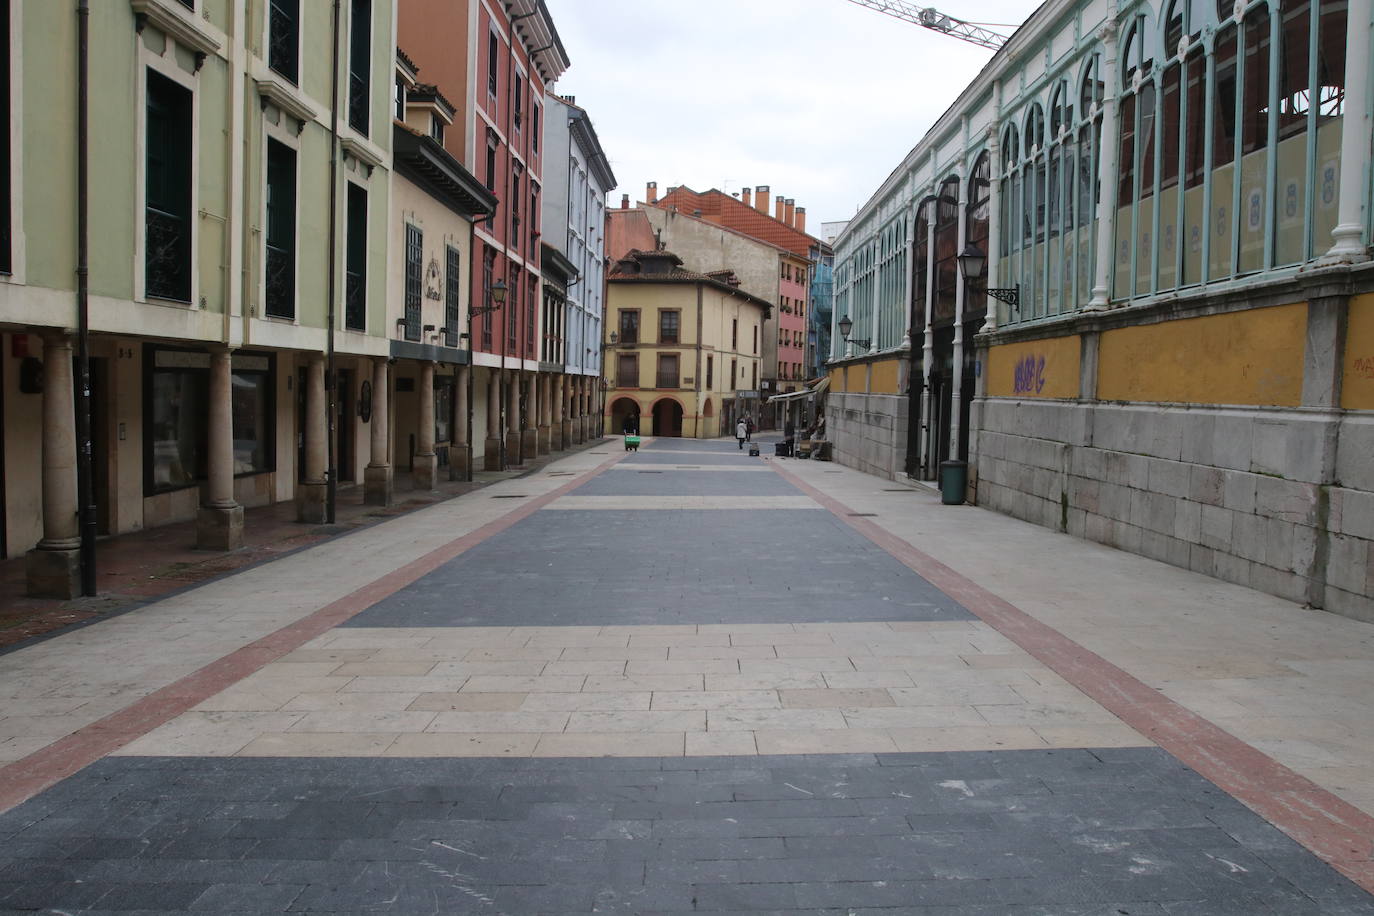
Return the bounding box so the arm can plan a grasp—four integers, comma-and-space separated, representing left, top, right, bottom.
542, 0, 1044, 232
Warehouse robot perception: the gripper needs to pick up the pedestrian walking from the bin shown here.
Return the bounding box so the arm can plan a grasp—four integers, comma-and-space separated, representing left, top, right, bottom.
783, 420, 796, 457
735, 418, 748, 449
744, 416, 754, 442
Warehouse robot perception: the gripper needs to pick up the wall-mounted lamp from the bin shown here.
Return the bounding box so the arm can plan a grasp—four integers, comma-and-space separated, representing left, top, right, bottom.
836, 315, 870, 351
957, 243, 1019, 310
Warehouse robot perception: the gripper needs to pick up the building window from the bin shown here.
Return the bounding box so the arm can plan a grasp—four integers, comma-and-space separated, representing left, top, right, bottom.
481, 246, 495, 349
264, 139, 296, 319
659, 310, 679, 344
513, 73, 524, 132
347, 0, 371, 136
656, 353, 679, 389
445, 244, 460, 346
731, 358, 737, 389
268, 0, 299, 84
430, 116, 444, 144
752, 325, 758, 354
532, 103, 540, 154
145, 70, 193, 303
751, 362, 757, 389
485, 130, 498, 191
404, 222, 422, 341
527, 274, 537, 359
145, 348, 275, 494
731, 319, 738, 351
394, 75, 405, 120
616, 352, 638, 387
706, 355, 713, 389
345, 183, 367, 330
487, 30, 498, 98
619, 309, 639, 344
508, 265, 520, 350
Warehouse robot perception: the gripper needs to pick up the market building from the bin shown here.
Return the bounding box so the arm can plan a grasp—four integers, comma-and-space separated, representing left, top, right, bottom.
828, 0, 1374, 619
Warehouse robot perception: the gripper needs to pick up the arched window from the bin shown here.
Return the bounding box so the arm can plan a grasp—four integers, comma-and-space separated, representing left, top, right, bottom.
912, 198, 932, 333
966, 153, 990, 320
1080, 55, 1103, 115
933, 176, 960, 324
1050, 81, 1073, 140
1024, 104, 1045, 155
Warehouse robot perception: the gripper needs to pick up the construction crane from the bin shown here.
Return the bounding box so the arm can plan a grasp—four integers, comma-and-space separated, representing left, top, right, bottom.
843, 0, 1013, 51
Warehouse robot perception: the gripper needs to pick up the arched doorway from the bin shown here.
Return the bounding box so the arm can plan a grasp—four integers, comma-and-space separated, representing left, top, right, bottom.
651, 398, 684, 438
609, 397, 640, 435
701, 399, 714, 439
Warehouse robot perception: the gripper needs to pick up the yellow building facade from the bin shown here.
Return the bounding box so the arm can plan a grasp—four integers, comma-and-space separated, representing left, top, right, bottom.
604, 250, 770, 439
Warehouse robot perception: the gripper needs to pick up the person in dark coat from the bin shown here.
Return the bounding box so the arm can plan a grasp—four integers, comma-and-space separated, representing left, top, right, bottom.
622, 413, 639, 435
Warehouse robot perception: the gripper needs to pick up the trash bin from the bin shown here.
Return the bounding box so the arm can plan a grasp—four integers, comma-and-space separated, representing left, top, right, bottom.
939, 460, 967, 505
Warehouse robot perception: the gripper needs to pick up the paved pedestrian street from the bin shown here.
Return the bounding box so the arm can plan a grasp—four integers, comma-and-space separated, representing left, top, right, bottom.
1, 437, 1373, 913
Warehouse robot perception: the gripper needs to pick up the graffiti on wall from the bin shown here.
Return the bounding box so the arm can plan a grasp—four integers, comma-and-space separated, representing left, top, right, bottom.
1013, 354, 1046, 395
1354, 356, 1374, 379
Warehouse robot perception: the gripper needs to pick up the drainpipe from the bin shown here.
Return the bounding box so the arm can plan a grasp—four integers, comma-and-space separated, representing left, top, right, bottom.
325, 0, 341, 522
75, 0, 95, 595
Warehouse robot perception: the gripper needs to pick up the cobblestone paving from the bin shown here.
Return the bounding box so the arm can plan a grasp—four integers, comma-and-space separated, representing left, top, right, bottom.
2, 751, 1372, 914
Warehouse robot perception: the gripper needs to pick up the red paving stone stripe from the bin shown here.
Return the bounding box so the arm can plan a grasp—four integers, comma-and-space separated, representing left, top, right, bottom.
772, 464, 1374, 893
0, 451, 626, 815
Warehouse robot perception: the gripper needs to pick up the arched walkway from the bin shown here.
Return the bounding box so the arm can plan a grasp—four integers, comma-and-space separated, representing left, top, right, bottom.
650, 398, 684, 438
610, 397, 640, 435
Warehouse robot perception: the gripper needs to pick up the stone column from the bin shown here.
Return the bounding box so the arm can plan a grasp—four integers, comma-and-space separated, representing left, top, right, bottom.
537, 374, 552, 454
298, 355, 328, 522
1324, 0, 1372, 261
197, 347, 244, 550
572, 377, 585, 444
26, 333, 80, 598
559, 375, 572, 449
521, 372, 539, 459
450, 364, 470, 480
1087, 18, 1121, 310
414, 361, 437, 489
505, 370, 522, 464
364, 357, 392, 504
484, 370, 503, 471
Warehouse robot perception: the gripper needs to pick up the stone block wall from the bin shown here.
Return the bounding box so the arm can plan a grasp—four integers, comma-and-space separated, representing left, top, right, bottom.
971, 399, 1373, 622
828, 391, 910, 480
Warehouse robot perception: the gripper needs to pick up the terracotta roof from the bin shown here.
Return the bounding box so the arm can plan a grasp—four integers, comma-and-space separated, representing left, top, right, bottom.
609, 250, 772, 316
408, 82, 455, 119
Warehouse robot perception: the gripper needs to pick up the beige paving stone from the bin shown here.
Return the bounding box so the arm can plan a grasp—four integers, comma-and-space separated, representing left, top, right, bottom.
1033, 724, 1153, 748
753, 728, 899, 755
779, 688, 895, 709
516, 626, 608, 639
427, 711, 571, 733
887, 726, 1049, 752
888, 685, 1025, 706
193, 676, 354, 711
652, 690, 781, 711
541, 660, 628, 676
908, 668, 1046, 688
706, 673, 828, 691
532, 731, 685, 757
582, 674, 703, 693
408, 692, 528, 712
794, 623, 899, 637
463, 647, 564, 662
567, 710, 706, 733
822, 671, 917, 689
387, 732, 540, 757
706, 708, 848, 732
841, 706, 987, 729
686, 731, 759, 756
0, 715, 108, 740
252, 662, 347, 678
114, 711, 306, 756
281, 692, 423, 712
426, 661, 548, 677
628, 634, 730, 648
315, 633, 433, 650
0, 735, 60, 763
669, 645, 779, 660
698, 624, 799, 636
288, 710, 439, 733
851, 655, 974, 672
729, 632, 835, 647
740, 658, 857, 675
599, 625, 700, 637
886, 621, 981, 632
461, 675, 587, 693
961, 652, 1047, 669
773, 645, 871, 659
330, 661, 437, 677
236, 733, 399, 757
342, 676, 471, 694
278, 648, 378, 664
974, 702, 1124, 727
526, 634, 630, 648
625, 658, 740, 676
558, 646, 669, 661
519, 692, 652, 712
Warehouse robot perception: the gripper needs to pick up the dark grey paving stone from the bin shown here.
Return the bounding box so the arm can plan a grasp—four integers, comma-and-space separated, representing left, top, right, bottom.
345, 509, 972, 627
0, 749, 1369, 913
579, 468, 801, 495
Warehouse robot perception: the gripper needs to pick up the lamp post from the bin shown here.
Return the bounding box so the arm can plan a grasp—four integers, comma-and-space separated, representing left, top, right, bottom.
956, 243, 1019, 311
464, 279, 506, 481
836, 314, 871, 355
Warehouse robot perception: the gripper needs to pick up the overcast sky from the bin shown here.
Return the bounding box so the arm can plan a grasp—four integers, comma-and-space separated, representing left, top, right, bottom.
543, 0, 1043, 231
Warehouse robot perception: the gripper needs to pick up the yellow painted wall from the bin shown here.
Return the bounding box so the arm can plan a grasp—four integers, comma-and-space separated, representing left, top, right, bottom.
1097, 304, 1306, 406
986, 335, 1081, 399
1342, 293, 1374, 410
869, 358, 902, 394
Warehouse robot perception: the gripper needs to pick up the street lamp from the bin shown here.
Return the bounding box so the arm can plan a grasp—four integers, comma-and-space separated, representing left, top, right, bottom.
463, 278, 510, 482
957, 243, 1019, 310
836, 314, 870, 350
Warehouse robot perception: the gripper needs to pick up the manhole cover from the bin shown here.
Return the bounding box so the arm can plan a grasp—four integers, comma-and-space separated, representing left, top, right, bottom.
881, 489, 918, 493
847, 512, 878, 517
637, 470, 664, 474
547, 472, 576, 477
590, 452, 609, 455
491, 494, 529, 499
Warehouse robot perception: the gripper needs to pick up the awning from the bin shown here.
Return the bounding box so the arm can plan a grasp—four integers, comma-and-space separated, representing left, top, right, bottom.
767, 377, 830, 403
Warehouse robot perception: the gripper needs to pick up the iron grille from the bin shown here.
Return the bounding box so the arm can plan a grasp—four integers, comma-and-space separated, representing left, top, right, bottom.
404, 223, 422, 341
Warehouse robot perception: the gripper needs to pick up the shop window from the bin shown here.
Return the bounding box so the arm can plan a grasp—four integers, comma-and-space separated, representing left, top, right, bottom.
145, 70, 193, 303
268, 0, 299, 84
348, 0, 371, 136
619, 309, 639, 344
346, 184, 367, 330
265, 139, 296, 319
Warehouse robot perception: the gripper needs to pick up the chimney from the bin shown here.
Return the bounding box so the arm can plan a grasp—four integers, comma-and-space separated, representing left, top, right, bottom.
784, 199, 796, 226
741, 187, 752, 208
775, 197, 786, 222
620, 193, 629, 210
755, 185, 770, 214
646, 181, 658, 204
796, 207, 807, 233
